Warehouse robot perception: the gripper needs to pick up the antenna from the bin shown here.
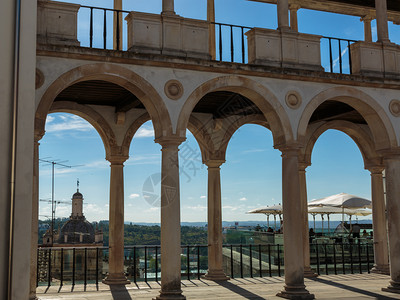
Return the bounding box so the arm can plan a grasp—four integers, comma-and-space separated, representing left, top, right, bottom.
39, 158, 82, 245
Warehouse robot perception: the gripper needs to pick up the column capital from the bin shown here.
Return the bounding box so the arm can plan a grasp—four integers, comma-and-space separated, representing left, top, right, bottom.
361, 14, 374, 22
275, 143, 302, 156
298, 161, 310, 172
205, 159, 225, 168
289, 3, 301, 11
368, 165, 385, 174
34, 129, 45, 143
107, 155, 128, 165
155, 136, 186, 149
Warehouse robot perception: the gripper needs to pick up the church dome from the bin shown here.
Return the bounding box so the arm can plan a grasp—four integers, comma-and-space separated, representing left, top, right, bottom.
57, 218, 95, 244
72, 191, 83, 199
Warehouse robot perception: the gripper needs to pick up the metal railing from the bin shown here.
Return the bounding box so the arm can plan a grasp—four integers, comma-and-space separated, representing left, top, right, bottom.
37, 241, 374, 288
75, 6, 358, 74
79, 6, 130, 51
213, 22, 252, 64
321, 36, 358, 75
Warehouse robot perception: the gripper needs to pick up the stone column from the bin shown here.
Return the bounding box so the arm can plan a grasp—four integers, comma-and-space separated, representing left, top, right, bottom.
299, 163, 317, 278
113, 0, 123, 50
103, 155, 130, 285
277, 148, 314, 299
369, 166, 389, 275
162, 0, 175, 15
382, 154, 400, 293
204, 160, 229, 281
156, 138, 186, 300
277, 0, 290, 30
289, 4, 300, 32
29, 135, 42, 299
375, 0, 390, 43
207, 0, 216, 60
361, 15, 373, 42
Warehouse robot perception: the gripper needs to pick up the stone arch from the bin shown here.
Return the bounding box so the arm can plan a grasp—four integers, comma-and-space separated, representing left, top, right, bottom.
36, 63, 172, 141
49, 101, 117, 158
187, 115, 216, 163
122, 112, 152, 157
176, 76, 293, 147
217, 114, 270, 161
122, 113, 214, 163
297, 86, 397, 151
301, 120, 381, 168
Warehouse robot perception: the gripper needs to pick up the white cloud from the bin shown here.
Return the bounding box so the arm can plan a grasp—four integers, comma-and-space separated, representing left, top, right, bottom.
129, 193, 140, 199
185, 205, 207, 211
145, 207, 160, 213
126, 154, 160, 166
239, 197, 247, 201
242, 149, 266, 154
200, 195, 206, 199
46, 114, 93, 133
135, 127, 154, 138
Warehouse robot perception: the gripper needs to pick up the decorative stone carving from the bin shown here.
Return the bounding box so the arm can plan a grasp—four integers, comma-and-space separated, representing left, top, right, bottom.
285, 91, 302, 109
389, 100, 400, 117
164, 80, 184, 100
35, 69, 44, 89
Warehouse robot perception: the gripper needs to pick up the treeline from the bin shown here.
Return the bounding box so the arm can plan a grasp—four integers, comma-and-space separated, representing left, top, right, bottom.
38, 219, 208, 246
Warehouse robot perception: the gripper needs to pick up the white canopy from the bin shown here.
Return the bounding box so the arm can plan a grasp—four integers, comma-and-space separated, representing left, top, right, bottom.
247, 204, 282, 215
308, 193, 371, 209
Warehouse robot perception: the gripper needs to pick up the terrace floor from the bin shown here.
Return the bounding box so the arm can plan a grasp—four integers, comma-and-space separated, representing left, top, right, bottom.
37, 273, 400, 299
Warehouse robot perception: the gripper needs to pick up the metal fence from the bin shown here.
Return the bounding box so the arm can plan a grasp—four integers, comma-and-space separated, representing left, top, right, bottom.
37, 240, 374, 288
75, 6, 358, 74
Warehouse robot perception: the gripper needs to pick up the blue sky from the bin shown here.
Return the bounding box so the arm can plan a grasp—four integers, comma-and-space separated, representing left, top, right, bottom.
40, 0, 399, 223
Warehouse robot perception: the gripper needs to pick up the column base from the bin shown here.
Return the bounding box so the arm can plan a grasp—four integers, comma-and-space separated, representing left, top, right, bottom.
371, 264, 390, 275
102, 273, 130, 285
203, 269, 230, 281
277, 284, 315, 299
382, 280, 400, 294
304, 266, 318, 278
154, 290, 186, 300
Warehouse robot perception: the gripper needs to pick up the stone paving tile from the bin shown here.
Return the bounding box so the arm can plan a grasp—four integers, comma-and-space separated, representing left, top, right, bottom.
37, 274, 400, 299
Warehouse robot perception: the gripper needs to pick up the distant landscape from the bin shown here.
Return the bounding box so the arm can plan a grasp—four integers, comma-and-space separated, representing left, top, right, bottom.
38, 218, 372, 246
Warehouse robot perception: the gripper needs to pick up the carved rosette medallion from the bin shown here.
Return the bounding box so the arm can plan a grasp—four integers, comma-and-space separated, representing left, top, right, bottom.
36, 68, 45, 89
285, 91, 302, 109
389, 100, 400, 117
164, 80, 184, 100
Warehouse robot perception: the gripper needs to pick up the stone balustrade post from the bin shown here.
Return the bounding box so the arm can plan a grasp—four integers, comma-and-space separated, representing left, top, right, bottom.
103, 155, 130, 285
155, 137, 186, 300
207, 0, 216, 60
361, 15, 373, 42
277, 0, 290, 30
113, 0, 123, 50
382, 153, 400, 293
277, 147, 314, 299
162, 0, 175, 15
289, 4, 300, 32
375, 0, 390, 43
368, 166, 389, 275
204, 160, 229, 281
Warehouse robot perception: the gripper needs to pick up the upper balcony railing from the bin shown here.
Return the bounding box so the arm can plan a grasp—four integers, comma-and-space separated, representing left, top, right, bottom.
37, 2, 400, 77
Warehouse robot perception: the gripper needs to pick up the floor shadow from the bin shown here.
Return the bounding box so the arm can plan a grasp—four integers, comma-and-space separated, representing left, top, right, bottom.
216, 281, 266, 300
311, 277, 397, 300
110, 285, 132, 300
